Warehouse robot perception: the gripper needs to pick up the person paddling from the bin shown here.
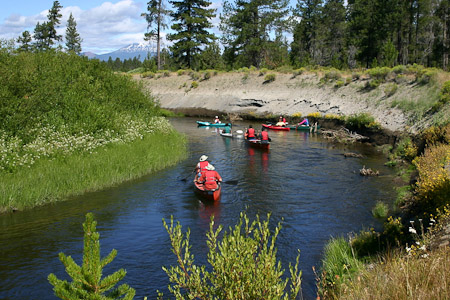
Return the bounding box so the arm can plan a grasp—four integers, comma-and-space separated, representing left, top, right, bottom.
214, 116, 220, 124
245, 124, 256, 140
197, 164, 222, 190
195, 155, 209, 180
259, 127, 271, 143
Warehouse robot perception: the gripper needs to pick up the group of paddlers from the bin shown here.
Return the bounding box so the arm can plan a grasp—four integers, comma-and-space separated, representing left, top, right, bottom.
244, 125, 271, 142
194, 155, 222, 191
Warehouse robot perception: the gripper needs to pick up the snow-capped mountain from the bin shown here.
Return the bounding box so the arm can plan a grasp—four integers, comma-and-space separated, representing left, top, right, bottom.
88, 43, 155, 62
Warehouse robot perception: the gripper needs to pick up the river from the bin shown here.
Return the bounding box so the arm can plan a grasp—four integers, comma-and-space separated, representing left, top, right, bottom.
0, 117, 396, 300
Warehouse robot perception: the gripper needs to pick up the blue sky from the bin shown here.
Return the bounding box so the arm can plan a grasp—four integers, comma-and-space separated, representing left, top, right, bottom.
0, 0, 223, 54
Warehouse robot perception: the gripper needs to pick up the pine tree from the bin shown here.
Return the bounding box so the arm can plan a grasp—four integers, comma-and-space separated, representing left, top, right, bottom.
47, 1, 63, 44
292, 0, 323, 66
17, 30, 32, 52
142, 0, 171, 70
33, 22, 50, 51
48, 213, 136, 300
220, 0, 290, 68
65, 13, 82, 54
168, 0, 217, 69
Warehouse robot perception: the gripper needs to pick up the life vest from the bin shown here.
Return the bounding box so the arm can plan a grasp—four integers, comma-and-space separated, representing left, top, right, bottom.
201, 170, 220, 190
247, 128, 255, 138
197, 161, 209, 174
214, 118, 220, 123
261, 131, 269, 140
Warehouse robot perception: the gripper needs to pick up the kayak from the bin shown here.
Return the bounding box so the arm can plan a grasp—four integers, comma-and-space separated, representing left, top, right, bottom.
197, 121, 228, 127
287, 124, 321, 132
245, 138, 270, 150
194, 181, 221, 201
262, 124, 290, 131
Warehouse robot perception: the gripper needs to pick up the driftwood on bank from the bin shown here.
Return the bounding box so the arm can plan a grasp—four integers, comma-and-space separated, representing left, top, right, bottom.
320, 127, 369, 144
344, 152, 364, 158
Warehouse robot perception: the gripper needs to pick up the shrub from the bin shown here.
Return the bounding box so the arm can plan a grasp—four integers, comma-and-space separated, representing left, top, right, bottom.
323, 68, 342, 82
291, 112, 302, 118
202, 71, 211, 81
392, 65, 407, 74
372, 201, 389, 220
352, 72, 362, 80
318, 237, 365, 299
345, 113, 380, 129
413, 144, 450, 211
367, 67, 391, 81
161, 212, 302, 299
190, 71, 200, 80
276, 65, 294, 73
384, 83, 398, 97
259, 68, 268, 76
141, 71, 155, 78
177, 69, 186, 76
307, 112, 322, 119
292, 68, 305, 77
417, 69, 437, 85
242, 72, 249, 83
324, 114, 343, 120
334, 80, 345, 88
163, 70, 170, 77
48, 213, 135, 299
191, 81, 199, 88
395, 137, 418, 161
365, 79, 380, 90
264, 73, 276, 83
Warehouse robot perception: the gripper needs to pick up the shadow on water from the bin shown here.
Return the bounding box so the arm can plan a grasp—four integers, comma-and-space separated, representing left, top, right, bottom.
0, 117, 397, 300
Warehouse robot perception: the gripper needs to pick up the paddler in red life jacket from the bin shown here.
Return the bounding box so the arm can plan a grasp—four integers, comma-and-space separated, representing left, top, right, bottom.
195, 155, 209, 180
198, 164, 222, 190
245, 124, 256, 140
259, 127, 271, 143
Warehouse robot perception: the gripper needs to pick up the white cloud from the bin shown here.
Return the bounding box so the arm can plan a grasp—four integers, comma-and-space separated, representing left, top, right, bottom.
0, 0, 148, 54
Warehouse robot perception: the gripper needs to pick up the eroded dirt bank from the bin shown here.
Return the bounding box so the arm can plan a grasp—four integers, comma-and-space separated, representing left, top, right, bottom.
137, 72, 433, 134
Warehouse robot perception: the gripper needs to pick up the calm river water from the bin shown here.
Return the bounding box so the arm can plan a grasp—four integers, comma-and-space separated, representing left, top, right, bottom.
0, 117, 396, 300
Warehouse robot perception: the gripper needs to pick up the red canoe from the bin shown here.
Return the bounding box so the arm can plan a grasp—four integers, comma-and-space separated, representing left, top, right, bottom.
194, 181, 221, 201
262, 124, 290, 131
245, 138, 270, 150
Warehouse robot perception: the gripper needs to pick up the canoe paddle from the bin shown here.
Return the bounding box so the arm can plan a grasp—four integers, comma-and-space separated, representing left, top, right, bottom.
180, 169, 195, 182
222, 180, 238, 185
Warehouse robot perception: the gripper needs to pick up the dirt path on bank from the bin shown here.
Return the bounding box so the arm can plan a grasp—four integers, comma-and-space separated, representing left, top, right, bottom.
137, 72, 433, 133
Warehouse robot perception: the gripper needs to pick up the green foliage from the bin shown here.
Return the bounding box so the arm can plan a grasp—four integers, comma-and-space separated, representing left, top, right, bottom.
318, 237, 365, 299
417, 68, 437, 85
345, 113, 380, 129
392, 65, 407, 74
161, 212, 302, 299
323, 69, 342, 82
334, 80, 345, 88
367, 67, 391, 82
372, 201, 389, 220
65, 13, 82, 54
141, 71, 155, 78
168, 0, 217, 69
365, 79, 381, 90
191, 81, 199, 88
263, 73, 276, 83
48, 213, 136, 299
395, 137, 418, 161
259, 68, 269, 76
384, 83, 398, 97
0, 51, 159, 142
202, 70, 212, 81
432, 81, 450, 112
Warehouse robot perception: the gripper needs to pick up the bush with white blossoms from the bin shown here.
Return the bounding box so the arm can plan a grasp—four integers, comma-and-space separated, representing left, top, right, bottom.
0, 116, 173, 172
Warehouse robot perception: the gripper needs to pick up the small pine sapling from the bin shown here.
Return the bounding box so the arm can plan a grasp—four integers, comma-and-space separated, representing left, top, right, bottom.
48, 212, 135, 299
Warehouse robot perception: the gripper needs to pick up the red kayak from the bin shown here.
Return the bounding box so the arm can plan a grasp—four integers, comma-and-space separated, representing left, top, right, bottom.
262, 124, 290, 131
194, 181, 221, 201
245, 138, 270, 150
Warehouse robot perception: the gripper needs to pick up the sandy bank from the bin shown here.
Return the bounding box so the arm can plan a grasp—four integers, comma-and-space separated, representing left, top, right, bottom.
137, 72, 434, 133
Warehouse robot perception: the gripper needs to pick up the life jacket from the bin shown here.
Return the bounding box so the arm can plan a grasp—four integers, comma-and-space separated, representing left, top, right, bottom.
214, 118, 220, 123
247, 128, 255, 138
201, 170, 220, 190
197, 161, 209, 174
261, 131, 269, 140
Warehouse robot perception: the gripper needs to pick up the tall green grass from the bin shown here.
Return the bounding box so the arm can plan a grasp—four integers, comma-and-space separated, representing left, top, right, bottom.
0, 131, 187, 212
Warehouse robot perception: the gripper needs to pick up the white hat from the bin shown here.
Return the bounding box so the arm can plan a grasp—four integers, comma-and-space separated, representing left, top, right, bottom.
199, 155, 208, 162
206, 164, 215, 170
215, 116, 219, 118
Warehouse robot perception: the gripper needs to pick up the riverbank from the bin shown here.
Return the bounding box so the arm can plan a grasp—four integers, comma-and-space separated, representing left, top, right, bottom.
137, 68, 449, 135
0, 130, 187, 213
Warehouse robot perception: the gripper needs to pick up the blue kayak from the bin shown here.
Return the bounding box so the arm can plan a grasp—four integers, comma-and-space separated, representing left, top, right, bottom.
197, 121, 229, 127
